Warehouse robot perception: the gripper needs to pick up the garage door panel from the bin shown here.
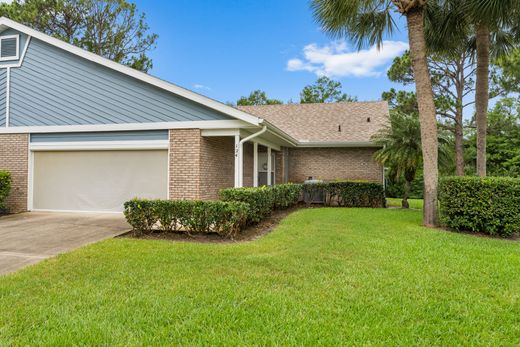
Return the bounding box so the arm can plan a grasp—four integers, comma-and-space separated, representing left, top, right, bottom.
33, 150, 168, 212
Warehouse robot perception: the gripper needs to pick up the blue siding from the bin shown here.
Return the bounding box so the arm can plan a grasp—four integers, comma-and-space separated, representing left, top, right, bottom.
0, 28, 29, 67
7, 37, 233, 127
31, 130, 168, 143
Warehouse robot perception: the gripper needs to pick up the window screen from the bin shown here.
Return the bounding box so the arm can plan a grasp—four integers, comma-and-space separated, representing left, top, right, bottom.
0, 37, 18, 59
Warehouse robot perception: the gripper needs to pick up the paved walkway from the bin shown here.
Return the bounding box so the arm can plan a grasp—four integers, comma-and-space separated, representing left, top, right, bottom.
0, 212, 130, 276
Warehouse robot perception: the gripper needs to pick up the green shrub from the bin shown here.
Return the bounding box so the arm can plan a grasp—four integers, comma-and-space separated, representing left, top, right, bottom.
123, 199, 249, 238
123, 199, 159, 235
219, 186, 274, 224
0, 171, 11, 212
271, 183, 302, 209
302, 181, 385, 208
439, 176, 520, 237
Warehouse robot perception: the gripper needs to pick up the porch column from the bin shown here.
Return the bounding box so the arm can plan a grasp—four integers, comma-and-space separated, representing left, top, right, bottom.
267, 147, 272, 186
253, 142, 259, 187
234, 134, 240, 187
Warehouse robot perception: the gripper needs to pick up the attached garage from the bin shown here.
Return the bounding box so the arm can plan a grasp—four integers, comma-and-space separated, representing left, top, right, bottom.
29, 131, 170, 212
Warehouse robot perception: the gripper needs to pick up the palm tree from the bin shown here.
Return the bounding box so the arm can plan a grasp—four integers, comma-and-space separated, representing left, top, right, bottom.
373, 111, 452, 208
311, 0, 440, 226
373, 112, 421, 208
459, 0, 519, 176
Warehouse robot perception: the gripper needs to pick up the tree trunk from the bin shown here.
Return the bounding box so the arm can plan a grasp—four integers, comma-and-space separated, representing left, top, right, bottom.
402, 179, 411, 209
406, 8, 439, 227
455, 57, 465, 176
455, 108, 465, 176
475, 24, 490, 177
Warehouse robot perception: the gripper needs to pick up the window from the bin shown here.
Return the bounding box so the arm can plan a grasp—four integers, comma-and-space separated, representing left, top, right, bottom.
0, 35, 19, 61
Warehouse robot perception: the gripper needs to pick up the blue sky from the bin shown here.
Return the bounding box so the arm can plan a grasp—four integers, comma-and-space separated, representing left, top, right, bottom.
133, 0, 411, 104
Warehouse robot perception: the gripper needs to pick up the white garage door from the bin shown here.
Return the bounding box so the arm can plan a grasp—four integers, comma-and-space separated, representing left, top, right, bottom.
33, 150, 168, 212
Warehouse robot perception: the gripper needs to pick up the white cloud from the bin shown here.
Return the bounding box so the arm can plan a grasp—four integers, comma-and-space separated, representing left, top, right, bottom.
193, 84, 211, 91
0, 0, 15, 3
287, 40, 409, 78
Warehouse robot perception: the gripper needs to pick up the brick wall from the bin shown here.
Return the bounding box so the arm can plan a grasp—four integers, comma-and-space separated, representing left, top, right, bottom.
0, 134, 29, 213
200, 136, 235, 199
169, 129, 236, 200
169, 129, 202, 200
287, 147, 383, 183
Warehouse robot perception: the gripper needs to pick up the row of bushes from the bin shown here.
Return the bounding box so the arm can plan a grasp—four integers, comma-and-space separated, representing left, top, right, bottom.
219, 183, 302, 224
439, 176, 520, 237
0, 171, 11, 212
302, 181, 386, 208
124, 183, 303, 238
124, 199, 249, 238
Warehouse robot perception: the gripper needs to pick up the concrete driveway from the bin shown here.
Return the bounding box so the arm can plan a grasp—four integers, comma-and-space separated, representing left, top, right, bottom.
0, 212, 130, 276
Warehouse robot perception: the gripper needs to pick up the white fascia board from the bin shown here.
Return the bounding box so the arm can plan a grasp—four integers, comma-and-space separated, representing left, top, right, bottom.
30, 140, 169, 151
0, 17, 262, 126
297, 141, 382, 148
0, 120, 250, 134
201, 128, 241, 137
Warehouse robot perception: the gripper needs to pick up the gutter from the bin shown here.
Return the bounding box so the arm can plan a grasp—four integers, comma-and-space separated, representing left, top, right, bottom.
237, 125, 267, 187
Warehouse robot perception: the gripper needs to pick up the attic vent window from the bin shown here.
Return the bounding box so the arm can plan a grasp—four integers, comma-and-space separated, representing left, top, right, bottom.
0, 35, 19, 61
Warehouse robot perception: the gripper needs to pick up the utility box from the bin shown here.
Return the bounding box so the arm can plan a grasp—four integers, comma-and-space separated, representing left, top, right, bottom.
303, 179, 324, 204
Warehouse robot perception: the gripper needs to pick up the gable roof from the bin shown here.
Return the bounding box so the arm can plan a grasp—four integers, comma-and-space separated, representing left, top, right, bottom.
238, 101, 389, 145
0, 17, 262, 126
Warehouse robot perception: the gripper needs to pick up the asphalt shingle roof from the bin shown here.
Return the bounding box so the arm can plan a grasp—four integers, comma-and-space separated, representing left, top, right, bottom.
238, 101, 389, 144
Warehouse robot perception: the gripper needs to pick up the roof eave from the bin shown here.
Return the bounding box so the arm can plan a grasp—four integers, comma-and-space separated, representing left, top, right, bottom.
0, 17, 263, 127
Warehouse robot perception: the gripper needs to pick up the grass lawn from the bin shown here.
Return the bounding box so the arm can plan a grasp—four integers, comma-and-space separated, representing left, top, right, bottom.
1, 208, 519, 345
387, 197, 424, 209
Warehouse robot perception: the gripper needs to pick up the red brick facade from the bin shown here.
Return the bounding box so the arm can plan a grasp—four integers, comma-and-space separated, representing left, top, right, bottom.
0, 134, 29, 213
287, 147, 383, 183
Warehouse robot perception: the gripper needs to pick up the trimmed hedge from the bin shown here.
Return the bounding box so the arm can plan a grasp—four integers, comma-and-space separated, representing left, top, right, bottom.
0, 171, 11, 211
123, 199, 249, 238
439, 176, 520, 237
219, 184, 303, 224
219, 186, 275, 224
303, 181, 385, 208
271, 183, 302, 209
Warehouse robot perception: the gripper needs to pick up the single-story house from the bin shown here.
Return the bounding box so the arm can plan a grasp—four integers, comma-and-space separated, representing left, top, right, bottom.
0, 17, 388, 213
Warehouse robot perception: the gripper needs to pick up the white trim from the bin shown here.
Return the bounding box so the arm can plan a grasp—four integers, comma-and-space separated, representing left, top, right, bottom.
167, 130, 171, 200
0, 120, 251, 134
253, 142, 258, 187
29, 140, 169, 151
4, 66, 9, 127
0, 18, 262, 126
238, 126, 267, 187
0, 34, 19, 61
0, 35, 31, 69
30, 208, 123, 215
201, 129, 241, 137
234, 135, 240, 188
267, 147, 272, 186
297, 141, 381, 148
27, 145, 33, 211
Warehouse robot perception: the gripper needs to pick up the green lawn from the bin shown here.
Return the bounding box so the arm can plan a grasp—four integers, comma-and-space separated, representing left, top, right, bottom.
387, 197, 424, 209
1, 208, 519, 346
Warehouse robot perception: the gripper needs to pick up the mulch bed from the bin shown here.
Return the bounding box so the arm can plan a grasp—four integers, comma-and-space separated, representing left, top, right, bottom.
119, 205, 303, 244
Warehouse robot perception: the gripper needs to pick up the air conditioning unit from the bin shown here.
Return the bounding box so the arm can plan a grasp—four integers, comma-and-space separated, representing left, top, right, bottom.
303, 178, 324, 204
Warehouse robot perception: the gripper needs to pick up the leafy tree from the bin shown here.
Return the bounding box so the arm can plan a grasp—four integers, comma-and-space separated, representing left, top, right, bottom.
237, 90, 283, 106
3, 0, 157, 72
454, 0, 520, 176
299, 76, 357, 104
387, 50, 476, 176
496, 47, 520, 94
311, 0, 440, 226
465, 97, 520, 177
372, 111, 452, 208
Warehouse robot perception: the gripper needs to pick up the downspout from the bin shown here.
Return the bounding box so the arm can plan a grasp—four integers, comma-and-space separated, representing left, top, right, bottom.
238, 125, 267, 187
